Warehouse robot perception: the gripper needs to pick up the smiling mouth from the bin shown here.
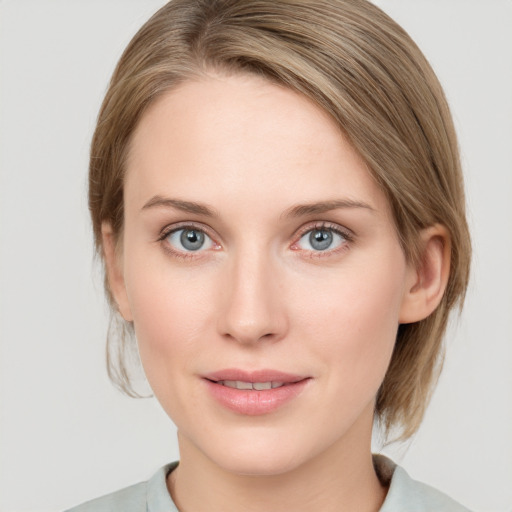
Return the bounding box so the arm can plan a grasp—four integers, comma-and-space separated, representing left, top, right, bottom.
203, 370, 310, 415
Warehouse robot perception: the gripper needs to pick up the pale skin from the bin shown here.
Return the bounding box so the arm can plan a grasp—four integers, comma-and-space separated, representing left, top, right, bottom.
102, 72, 451, 512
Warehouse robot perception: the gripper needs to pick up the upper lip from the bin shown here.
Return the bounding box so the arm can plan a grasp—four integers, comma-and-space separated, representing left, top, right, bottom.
204, 369, 308, 383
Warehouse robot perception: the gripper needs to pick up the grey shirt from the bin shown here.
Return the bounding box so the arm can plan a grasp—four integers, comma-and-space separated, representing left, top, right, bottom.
65, 455, 471, 512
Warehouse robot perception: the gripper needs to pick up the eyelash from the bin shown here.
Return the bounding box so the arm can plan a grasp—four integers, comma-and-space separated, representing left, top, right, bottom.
157, 221, 354, 260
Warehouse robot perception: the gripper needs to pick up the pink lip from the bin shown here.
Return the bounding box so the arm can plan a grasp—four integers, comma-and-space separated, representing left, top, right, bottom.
203, 368, 311, 416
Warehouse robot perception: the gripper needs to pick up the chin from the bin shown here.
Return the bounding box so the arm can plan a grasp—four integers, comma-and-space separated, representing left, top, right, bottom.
216, 449, 305, 477
195, 426, 318, 477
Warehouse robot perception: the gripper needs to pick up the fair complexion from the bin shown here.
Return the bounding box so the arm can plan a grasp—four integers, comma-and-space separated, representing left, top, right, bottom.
103, 73, 450, 512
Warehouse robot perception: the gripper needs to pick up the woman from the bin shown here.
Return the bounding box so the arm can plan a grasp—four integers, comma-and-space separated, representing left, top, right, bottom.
68, 0, 471, 510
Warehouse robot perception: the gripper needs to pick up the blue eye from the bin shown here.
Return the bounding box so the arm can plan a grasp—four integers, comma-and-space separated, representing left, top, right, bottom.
166, 228, 214, 252
297, 227, 347, 252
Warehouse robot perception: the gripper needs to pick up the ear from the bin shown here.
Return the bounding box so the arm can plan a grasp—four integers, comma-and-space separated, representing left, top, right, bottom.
399, 224, 451, 324
101, 222, 133, 322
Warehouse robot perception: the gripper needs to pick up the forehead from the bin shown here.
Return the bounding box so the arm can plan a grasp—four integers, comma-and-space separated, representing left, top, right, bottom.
124, 73, 389, 217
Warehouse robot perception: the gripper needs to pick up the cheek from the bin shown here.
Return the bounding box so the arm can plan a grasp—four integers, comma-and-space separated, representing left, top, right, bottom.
291, 255, 406, 386
123, 251, 218, 385
128, 273, 217, 424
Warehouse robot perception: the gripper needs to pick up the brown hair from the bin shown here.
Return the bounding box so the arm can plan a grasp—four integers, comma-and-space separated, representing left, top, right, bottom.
89, 0, 471, 440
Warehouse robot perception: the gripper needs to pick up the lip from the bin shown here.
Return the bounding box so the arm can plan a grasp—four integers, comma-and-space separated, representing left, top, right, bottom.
203, 368, 311, 416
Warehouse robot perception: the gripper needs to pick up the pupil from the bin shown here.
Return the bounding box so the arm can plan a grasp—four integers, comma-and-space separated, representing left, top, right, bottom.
310, 230, 332, 251
181, 229, 204, 251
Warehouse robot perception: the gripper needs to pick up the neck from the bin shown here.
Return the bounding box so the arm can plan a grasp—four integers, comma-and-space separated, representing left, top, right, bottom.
167, 412, 387, 512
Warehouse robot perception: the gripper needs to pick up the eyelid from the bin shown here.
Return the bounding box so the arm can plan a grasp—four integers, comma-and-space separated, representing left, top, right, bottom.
293, 221, 353, 242
157, 221, 217, 242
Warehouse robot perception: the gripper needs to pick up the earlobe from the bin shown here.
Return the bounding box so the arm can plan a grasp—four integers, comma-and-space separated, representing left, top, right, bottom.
399, 224, 451, 324
101, 222, 133, 322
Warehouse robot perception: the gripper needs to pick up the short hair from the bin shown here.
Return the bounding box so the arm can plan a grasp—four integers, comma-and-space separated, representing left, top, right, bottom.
89, 0, 471, 440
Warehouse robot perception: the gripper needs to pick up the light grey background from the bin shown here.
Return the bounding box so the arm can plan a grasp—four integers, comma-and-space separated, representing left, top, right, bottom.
0, 1, 511, 511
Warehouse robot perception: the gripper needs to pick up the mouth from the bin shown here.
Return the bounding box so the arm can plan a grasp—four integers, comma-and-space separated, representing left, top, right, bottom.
203, 369, 310, 415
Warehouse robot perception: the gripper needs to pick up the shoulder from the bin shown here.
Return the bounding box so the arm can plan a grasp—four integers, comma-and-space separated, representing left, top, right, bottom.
64, 482, 146, 512
374, 454, 472, 512
64, 462, 178, 512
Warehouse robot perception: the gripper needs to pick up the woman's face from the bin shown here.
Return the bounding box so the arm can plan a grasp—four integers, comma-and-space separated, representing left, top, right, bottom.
111, 73, 418, 475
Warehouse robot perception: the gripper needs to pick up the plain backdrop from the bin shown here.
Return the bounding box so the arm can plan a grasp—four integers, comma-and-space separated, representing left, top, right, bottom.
0, 1, 511, 511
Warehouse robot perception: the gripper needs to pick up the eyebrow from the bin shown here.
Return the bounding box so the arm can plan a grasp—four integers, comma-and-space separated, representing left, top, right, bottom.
282, 199, 375, 219
141, 196, 374, 219
141, 196, 217, 217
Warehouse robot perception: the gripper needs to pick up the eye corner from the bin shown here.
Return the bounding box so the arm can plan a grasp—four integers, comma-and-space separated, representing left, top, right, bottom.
289, 240, 301, 252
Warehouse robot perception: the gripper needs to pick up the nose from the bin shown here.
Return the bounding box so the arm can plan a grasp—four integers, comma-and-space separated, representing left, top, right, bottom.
217, 250, 288, 345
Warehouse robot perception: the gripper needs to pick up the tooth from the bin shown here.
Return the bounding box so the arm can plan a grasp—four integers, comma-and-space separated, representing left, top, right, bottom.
236, 381, 253, 390
253, 382, 272, 390
219, 380, 285, 390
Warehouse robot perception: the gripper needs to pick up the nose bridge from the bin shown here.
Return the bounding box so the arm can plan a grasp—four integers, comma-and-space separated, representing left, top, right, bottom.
218, 243, 286, 344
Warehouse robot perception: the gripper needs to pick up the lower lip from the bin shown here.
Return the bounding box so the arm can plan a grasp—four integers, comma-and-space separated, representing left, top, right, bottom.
204, 379, 310, 415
